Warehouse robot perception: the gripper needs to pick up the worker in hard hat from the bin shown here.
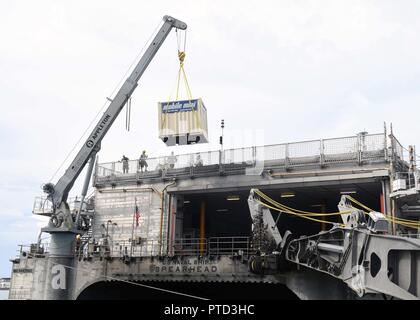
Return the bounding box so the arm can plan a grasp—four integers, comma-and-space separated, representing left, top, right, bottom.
75, 234, 81, 253
139, 150, 148, 173
195, 153, 203, 167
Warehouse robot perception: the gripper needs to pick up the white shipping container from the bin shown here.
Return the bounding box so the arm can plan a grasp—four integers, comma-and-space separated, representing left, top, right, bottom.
158, 98, 209, 146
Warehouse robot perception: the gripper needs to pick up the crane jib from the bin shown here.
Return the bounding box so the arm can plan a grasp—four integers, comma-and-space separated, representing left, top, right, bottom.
86, 114, 111, 148
47, 15, 187, 214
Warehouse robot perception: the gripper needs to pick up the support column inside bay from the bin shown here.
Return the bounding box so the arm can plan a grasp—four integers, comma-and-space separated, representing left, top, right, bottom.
199, 200, 206, 256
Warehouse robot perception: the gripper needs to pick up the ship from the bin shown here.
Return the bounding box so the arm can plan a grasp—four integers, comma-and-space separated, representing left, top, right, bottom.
7, 15, 420, 301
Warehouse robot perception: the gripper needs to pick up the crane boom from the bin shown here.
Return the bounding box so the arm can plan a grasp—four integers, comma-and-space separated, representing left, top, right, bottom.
44, 15, 187, 214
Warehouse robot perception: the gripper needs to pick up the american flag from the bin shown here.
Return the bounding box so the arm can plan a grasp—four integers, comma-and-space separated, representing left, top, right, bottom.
135, 199, 140, 227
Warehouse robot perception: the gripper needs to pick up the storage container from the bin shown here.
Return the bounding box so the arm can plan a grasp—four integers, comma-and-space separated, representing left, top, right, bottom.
158, 98, 208, 146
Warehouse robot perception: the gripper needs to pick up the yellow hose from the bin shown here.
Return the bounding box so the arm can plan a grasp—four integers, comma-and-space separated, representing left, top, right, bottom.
255, 189, 351, 216
256, 199, 345, 227
254, 189, 420, 230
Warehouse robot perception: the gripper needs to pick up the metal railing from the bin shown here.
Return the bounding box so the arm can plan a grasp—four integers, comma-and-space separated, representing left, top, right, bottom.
208, 237, 254, 257
80, 237, 255, 259
173, 237, 254, 257
33, 196, 88, 215
32, 197, 53, 215
83, 239, 161, 259
394, 171, 420, 191
173, 238, 207, 256
18, 237, 255, 260
95, 132, 389, 183
391, 135, 405, 161
13, 243, 49, 260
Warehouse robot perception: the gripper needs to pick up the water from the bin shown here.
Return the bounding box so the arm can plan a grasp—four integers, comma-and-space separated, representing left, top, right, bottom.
0, 290, 9, 300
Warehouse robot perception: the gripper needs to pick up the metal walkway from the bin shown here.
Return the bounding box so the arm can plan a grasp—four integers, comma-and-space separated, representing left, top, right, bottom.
94, 132, 399, 185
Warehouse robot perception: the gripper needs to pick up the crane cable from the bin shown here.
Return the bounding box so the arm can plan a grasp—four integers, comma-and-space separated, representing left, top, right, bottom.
175, 29, 193, 101
161, 29, 198, 130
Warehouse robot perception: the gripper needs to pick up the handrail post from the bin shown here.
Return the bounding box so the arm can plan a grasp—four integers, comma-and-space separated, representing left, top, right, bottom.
357, 134, 362, 165
190, 154, 194, 177
219, 150, 225, 175
390, 134, 397, 162
320, 139, 325, 168
384, 127, 388, 161
199, 201, 206, 256
161, 159, 167, 179
285, 143, 290, 170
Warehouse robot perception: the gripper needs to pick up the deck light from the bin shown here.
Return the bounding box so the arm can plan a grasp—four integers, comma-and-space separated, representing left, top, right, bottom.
281, 191, 295, 198
340, 190, 357, 195
227, 195, 240, 201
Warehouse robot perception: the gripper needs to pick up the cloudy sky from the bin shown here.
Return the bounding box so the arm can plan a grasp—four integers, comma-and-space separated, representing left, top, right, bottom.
1, 0, 420, 277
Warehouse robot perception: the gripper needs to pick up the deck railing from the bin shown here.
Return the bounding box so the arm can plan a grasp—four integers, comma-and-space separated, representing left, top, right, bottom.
95, 132, 389, 182
33, 196, 88, 216
393, 171, 420, 191
77, 236, 255, 259
12, 243, 49, 260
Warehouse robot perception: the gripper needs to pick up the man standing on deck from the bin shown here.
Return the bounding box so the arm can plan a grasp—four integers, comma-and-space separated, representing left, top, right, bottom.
195, 153, 203, 167
167, 151, 177, 169
139, 150, 148, 173
121, 155, 129, 174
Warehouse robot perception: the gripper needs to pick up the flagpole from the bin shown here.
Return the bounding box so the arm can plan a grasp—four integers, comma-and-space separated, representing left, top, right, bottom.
130, 197, 137, 257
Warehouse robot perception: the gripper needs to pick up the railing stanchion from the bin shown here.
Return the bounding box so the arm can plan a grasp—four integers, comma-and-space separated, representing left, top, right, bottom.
320, 139, 325, 168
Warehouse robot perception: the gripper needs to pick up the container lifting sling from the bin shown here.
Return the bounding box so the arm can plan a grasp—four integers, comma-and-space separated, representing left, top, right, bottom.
42, 16, 187, 228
